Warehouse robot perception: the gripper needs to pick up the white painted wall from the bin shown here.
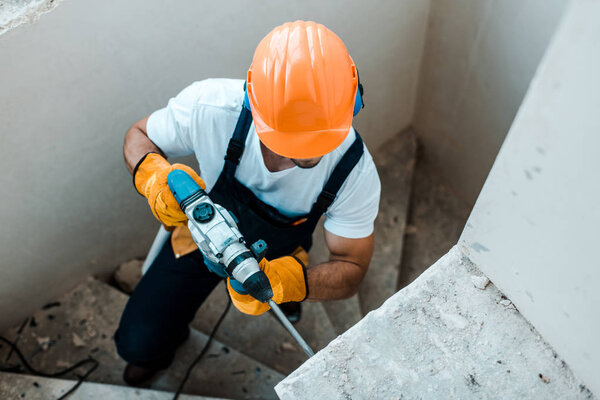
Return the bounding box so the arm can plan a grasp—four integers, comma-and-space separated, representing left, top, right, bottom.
414, 0, 568, 204
460, 1, 600, 393
0, 0, 430, 330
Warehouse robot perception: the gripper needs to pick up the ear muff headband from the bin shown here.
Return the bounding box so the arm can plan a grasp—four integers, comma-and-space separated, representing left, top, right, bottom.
243, 72, 364, 116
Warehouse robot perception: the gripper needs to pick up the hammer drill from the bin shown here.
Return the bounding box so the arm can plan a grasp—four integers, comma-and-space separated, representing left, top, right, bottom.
167, 169, 314, 357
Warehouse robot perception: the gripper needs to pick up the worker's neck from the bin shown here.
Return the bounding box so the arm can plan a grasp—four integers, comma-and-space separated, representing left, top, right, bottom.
260, 141, 296, 172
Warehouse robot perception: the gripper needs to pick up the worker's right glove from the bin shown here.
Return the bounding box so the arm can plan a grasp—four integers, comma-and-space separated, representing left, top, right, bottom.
227, 247, 309, 316
134, 152, 205, 227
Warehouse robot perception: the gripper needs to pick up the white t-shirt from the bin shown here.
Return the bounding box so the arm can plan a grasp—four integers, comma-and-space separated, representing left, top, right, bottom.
147, 79, 380, 239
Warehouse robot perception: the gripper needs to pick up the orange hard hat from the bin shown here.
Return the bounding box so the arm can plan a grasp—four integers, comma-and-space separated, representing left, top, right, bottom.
246, 21, 360, 159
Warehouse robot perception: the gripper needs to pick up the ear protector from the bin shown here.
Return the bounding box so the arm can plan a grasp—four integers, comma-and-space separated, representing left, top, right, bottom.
243, 70, 365, 116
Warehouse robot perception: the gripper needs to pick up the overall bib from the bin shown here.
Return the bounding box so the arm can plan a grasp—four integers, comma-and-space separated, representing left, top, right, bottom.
115, 106, 364, 369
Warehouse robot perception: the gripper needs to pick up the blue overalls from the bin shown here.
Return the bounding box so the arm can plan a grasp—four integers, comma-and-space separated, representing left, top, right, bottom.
115, 106, 364, 369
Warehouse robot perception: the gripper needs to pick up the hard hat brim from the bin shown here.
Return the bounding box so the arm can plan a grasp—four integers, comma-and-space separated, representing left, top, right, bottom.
253, 116, 352, 159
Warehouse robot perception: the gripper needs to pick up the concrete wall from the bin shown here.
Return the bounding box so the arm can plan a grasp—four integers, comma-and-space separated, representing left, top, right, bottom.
0, 0, 430, 330
413, 0, 568, 205
460, 1, 600, 393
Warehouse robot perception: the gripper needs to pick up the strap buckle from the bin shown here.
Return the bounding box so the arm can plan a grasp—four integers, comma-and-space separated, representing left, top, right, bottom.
224, 139, 244, 164
315, 190, 336, 212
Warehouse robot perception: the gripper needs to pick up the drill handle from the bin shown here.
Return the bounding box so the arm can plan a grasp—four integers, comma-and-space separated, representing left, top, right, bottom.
167, 169, 206, 211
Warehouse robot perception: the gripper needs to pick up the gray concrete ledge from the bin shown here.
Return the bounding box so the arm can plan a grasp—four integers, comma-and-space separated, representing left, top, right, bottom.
276, 246, 594, 400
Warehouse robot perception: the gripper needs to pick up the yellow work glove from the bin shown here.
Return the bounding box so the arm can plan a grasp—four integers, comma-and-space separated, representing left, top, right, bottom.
227, 247, 309, 316
134, 152, 205, 227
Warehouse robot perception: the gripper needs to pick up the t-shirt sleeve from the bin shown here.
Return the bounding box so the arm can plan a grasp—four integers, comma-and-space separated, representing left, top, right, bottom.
323, 149, 381, 239
146, 83, 203, 158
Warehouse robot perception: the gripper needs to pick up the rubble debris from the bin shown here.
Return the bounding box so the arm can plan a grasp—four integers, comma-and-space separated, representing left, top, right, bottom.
72, 333, 86, 348
85, 325, 97, 339
404, 224, 418, 235
56, 360, 71, 368
471, 275, 490, 290
281, 342, 296, 352
35, 336, 51, 351
41, 302, 61, 310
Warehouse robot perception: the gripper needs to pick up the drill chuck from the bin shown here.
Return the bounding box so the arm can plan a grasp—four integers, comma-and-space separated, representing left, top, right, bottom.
242, 271, 273, 303
221, 242, 272, 302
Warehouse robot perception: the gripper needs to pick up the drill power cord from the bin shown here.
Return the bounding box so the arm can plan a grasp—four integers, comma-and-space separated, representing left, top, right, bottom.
0, 335, 98, 400
173, 292, 232, 400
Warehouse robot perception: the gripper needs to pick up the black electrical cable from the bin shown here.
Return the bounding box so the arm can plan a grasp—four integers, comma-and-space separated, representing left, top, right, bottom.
0, 335, 98, 400
53, 360, 98, 400
172, 294, 232, 400
4, 318, 29, 363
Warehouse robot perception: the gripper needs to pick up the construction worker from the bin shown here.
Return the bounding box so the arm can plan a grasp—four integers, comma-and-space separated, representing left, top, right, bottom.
115, 20, 381, 385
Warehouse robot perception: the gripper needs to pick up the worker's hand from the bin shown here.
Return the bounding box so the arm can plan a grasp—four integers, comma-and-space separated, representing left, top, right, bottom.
227, 247, 309, 316
134, 153, 205, 227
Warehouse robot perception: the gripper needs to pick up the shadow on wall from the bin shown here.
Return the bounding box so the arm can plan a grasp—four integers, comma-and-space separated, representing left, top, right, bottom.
412, 0, 569, 205
397, 141, 472, 290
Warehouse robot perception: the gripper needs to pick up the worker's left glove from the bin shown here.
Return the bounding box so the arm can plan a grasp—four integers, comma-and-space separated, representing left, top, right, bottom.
227, 247, 309, 316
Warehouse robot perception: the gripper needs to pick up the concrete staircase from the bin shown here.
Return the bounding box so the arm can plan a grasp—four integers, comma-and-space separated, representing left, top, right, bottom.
0, 278, 283, 400
0, 129, 422, 399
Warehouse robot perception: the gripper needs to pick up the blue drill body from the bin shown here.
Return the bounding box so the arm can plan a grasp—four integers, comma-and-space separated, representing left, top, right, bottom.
167, 170, 271, 300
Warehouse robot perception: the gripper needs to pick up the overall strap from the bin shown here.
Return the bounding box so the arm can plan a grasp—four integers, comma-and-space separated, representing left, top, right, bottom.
223, 106, 253, 176
311, 132, 365, 217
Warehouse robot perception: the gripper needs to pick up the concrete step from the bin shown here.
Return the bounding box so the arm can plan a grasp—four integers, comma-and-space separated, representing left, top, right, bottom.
0, 372, 226, 400
397, 154, 471, 290
151, 328, 282, 399
358, 128, 417, 315
192, 282, 337, 375
309, 218, 363, 335
0, 278, 284, 400
275, 247, 592, 400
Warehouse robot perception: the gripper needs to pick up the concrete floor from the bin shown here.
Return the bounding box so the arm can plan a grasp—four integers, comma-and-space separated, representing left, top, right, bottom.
358, 128, 417, 315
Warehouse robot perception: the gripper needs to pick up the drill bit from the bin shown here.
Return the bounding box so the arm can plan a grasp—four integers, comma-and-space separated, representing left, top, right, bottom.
269, 300, 315, 357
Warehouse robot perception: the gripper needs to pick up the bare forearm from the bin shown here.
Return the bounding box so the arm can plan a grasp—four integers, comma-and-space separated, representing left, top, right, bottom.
306, 260, 365, 300
123, 118, 163, 174
305, 231, 374, 301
